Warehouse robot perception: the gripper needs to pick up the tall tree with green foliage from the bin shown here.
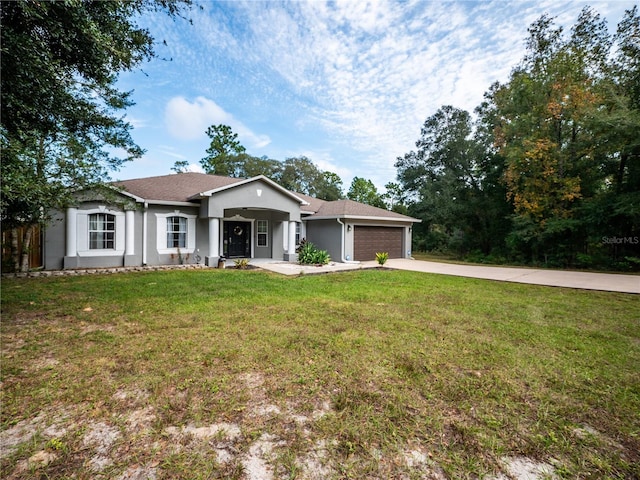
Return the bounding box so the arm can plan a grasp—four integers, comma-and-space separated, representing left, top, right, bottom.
396, 106, 510, 254
238, 154, 283, 179
382, 182, 408, 214
277, 156, 325, 197
1, 0, 191, 272
493, 6, 640, 267
347, 177, 387, 209
315, 171, 344, 201
199, 124, 247, 176
396, 7, 639, 270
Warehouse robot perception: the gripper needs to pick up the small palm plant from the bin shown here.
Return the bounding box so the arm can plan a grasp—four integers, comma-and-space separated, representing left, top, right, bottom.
375, 252, 389, 266
234, 258, 250, 269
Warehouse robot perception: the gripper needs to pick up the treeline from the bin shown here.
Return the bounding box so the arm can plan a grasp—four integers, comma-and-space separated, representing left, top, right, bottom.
395, 7, 640, 271
173, 124, 394, 208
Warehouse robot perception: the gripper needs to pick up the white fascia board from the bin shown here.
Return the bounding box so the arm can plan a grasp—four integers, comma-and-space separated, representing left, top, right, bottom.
190, 175, 309, 205
111, 189, 145, 203
306, 214, 421, 223
83, 184, 145, 203
146, 200, 200, 207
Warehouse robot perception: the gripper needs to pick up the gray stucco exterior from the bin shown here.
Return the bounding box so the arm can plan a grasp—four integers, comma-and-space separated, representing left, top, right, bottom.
305, 219, 343, 262
43, 173, 419, 270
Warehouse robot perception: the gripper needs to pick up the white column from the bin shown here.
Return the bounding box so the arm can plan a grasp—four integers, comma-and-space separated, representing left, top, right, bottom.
66, 207, 77, 257
288, 221, 297, 255
282, 221, 289, 251
125, 210, 135, 255
209, 218, 220, 258
142, 205, 148, 265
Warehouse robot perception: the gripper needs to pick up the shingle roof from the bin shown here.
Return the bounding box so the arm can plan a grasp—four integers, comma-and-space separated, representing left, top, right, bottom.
112, 172, 418, 222
112, 173, 243, 203
294, 193, 327, 213
312, 199, 416, 221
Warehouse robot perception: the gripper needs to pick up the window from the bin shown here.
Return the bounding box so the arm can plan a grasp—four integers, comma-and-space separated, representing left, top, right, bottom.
155, 212, 196, 254
89, 213, 115, 249
295, 222, 301, 245
257, 220, 268, 247
167, 216, 187, 248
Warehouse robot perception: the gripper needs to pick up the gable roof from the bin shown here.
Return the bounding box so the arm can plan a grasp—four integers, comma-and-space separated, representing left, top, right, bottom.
111, 172, 418, 222
190, 175, 307, 205
112, 173, 242, 203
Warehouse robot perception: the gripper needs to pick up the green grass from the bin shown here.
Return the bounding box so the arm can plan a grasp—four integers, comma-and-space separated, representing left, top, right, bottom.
1, 268, 639, 479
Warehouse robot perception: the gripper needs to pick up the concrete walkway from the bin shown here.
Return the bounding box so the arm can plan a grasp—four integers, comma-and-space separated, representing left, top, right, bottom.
256, 258, 639, 294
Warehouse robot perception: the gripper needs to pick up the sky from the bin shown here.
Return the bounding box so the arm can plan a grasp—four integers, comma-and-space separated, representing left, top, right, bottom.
115, 0, 635, 192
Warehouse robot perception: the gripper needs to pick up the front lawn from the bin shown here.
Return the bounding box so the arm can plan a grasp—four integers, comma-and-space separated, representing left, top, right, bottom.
1, 269, 638, 479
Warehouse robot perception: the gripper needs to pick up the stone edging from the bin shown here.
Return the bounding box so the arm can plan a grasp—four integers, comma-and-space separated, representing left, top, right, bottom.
2, 263, 212, 279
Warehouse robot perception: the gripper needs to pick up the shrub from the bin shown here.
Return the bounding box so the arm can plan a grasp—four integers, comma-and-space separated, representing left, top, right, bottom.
234, 258, 250, 269
375, 252, 389, 266
298, 241, 330, 265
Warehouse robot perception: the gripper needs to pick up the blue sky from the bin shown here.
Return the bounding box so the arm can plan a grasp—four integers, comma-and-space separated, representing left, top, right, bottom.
115, 0, 635, 192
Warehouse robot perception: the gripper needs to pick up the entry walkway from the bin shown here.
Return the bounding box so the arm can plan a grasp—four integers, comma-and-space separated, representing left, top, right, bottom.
255, 258, 639, 294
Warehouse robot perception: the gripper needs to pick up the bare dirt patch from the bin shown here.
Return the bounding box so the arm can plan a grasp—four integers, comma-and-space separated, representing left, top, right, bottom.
82, 421, 121, 472
1, 375, 570, 480
0, 407, 73, 460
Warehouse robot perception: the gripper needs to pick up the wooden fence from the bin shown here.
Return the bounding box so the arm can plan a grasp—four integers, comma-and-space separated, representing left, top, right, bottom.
1, 225, 43, 270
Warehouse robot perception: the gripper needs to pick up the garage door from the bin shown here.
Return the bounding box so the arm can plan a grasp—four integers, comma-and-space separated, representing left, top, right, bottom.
353, 226, 403, 261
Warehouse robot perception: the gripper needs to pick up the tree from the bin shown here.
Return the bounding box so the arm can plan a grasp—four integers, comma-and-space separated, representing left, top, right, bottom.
315, 171, 344, 201
396, 105, 510, 254
485, 7, 640, 268
238, 155, 283, 179
382, 182, 408, 215
347, 177, 387, 209
200, 124, 246, 176
171, 160, 191, 173
1, 0, 191, 272
277, 156, 325, 196
491, 7, 640, 266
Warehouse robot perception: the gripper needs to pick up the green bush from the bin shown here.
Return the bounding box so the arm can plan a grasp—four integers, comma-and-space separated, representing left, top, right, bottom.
375, 252, 389, 265
233, 258, 250, 269
298, 241, 330, 265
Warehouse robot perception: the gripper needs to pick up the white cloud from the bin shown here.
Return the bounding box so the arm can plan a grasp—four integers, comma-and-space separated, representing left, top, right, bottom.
125, 115, 147, 129
164, 96, 271, 149
118, 0, 636, 187
157, 145, 187, 161
183, 163, 205, 174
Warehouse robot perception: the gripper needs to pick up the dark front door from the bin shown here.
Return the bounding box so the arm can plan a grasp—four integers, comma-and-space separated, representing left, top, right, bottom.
224, 221, 251, 257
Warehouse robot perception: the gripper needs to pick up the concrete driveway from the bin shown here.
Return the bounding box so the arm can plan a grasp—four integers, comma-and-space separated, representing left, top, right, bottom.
256, 258, 639, 294
375, 259, 640, 294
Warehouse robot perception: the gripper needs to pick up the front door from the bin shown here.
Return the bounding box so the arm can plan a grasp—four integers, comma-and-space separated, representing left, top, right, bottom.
224, 221, 251, 258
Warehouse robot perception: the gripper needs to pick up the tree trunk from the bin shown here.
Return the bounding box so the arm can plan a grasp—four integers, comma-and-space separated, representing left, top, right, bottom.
617, 152, 628, 193
19, 224, 35, 272
10, 227, 20, 273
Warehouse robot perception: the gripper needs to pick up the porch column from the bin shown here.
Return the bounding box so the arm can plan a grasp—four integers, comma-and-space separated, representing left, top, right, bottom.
288, 222, 296, 255
125, 210, 135, 255
63, 207, 79, 269
124, 209, 136, 266
206, 217, 220, 266
285, 221, 297, 262
66, 207, 77, 257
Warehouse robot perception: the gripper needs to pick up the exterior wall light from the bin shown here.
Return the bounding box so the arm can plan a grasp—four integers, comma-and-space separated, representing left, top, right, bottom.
256, 189, 263, 197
